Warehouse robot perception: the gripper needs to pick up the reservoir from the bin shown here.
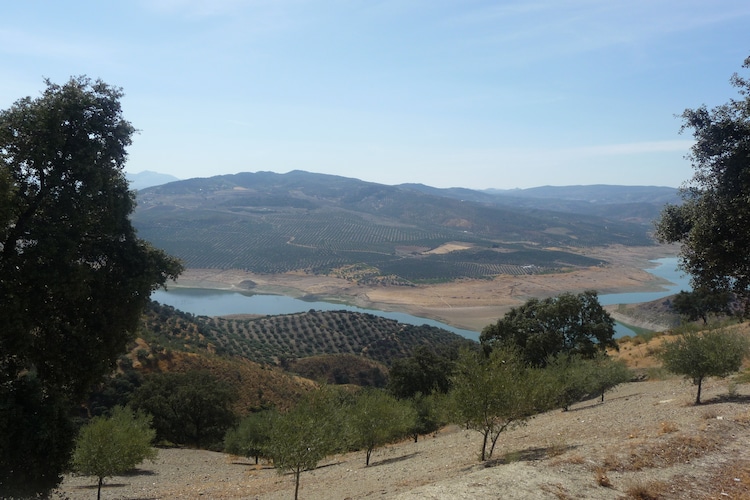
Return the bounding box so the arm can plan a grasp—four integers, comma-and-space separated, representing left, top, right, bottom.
152, 257, 690, 342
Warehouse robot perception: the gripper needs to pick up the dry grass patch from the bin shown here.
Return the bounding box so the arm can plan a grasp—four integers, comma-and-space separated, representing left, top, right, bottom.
593, 466, 612, 488
625, 479, 668, 499
659, 420, 678, 434
627, 433, 721, 470
708, 460, 750, 499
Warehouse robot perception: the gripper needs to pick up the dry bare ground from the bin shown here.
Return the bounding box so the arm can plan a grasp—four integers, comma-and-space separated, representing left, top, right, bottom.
56, 374, 750, 500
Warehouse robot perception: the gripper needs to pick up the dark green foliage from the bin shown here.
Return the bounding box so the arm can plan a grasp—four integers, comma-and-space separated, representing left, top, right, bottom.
0, 374, 74, 497
408, 393, 448, 442
286, 354, 388, 388
0, 77, 182, 496
480, 290, 617, 367
71, 406, 157, 500
129, 371, 237, 448
86, 370, 144, 417
658, 328, 750, 404
387, 346, 457, 399
224, 410, 277, 464
655, 56, 750, 309
671, 289, 733, 324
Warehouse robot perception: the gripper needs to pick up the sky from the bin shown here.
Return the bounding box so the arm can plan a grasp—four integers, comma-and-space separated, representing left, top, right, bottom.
1, 1, 749, 190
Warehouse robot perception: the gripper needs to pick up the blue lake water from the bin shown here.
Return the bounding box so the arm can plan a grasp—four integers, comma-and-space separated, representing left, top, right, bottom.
152, 257, 690, 342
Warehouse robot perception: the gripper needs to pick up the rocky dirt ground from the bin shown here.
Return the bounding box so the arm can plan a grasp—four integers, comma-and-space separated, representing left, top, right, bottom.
56, 375, 750, 499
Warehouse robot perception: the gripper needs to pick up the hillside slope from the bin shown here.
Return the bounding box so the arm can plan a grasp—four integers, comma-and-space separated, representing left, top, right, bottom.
132, 171, 658, 281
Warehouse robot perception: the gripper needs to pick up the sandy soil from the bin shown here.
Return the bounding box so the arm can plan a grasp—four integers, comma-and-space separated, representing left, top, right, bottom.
55, 375, 750, 499
170, 245, 677, 332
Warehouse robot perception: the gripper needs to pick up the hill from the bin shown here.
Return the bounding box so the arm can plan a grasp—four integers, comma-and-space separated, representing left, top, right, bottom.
131, 171, 661, 282
59, 329, 750, 499
140, 302, 472, 366
119, 301, 473, 411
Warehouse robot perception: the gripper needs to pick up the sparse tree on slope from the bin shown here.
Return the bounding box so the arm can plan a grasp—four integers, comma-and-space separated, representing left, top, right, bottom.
658, 327, 749, 405
265, 387, 344, 500
449, 347, 550, 461
347, 389, 416, 466
224, 409, 277, 464
71, 406, 157, 500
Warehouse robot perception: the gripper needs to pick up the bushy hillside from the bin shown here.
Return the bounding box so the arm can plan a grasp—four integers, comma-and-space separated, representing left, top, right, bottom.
131, 171, 655, 281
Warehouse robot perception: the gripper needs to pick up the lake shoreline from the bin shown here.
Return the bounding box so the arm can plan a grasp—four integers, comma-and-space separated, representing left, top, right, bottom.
167, 245, 679, 332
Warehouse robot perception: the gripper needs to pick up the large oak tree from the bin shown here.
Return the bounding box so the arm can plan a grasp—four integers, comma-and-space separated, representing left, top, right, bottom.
655, 56, 750, 309
0, 77, 182, 496
480, 290, 617, 367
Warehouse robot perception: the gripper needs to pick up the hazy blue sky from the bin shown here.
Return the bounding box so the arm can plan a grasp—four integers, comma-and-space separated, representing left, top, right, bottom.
2, 1, 749, 189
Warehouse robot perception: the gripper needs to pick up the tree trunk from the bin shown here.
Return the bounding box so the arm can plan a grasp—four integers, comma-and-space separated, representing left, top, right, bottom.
480, 430, 489, 461
366, 447, 373, 466
695, 377, 703, 405
97, 476, 103, 500
294, 468, 301, 500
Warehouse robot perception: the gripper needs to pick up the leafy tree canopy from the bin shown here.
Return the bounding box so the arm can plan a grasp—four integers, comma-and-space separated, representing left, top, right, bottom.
387, 345, 456, 399
655, 56, 750, 308
71, 406, 157, 500
671, 289, 733, 324
129, 370, 237, 449
449, 347, 551, 461
347, 389, 416, 466
480, 290, 616, 367
658, 328, 749, 404
0, 77, 182, 496
224, 409, 277, 464
266, 387, 346, 500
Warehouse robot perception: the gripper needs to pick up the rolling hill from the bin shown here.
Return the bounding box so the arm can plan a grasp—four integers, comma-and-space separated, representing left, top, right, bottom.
132, 170, 665, 282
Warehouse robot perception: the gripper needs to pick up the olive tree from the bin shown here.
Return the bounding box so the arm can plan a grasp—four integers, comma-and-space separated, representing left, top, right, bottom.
449, 347, 550, 461
655, 56, 750, 311
0, 77, 182, 496
71, 406, 157, 500
347, 389, 416, 466
224, 409, 277, 464
658, 327, 749, 404
265, 388, 344, 500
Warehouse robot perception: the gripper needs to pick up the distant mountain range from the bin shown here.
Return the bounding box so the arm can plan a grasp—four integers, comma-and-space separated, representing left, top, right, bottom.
126, 170, 180, 190
131, 170, 676, 281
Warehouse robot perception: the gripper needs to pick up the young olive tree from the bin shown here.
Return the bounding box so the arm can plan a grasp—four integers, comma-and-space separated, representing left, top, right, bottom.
658, 327, 749, 404
449, 347, 550, 461
224, 409, 277, 464
0, 77, 182, 496
71, 406, 157, 500
265, 388, 344, 500
347, 389, 416, 466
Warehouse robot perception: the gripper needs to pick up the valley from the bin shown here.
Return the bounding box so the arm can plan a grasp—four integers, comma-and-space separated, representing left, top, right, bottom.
171, 244, 677, 332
